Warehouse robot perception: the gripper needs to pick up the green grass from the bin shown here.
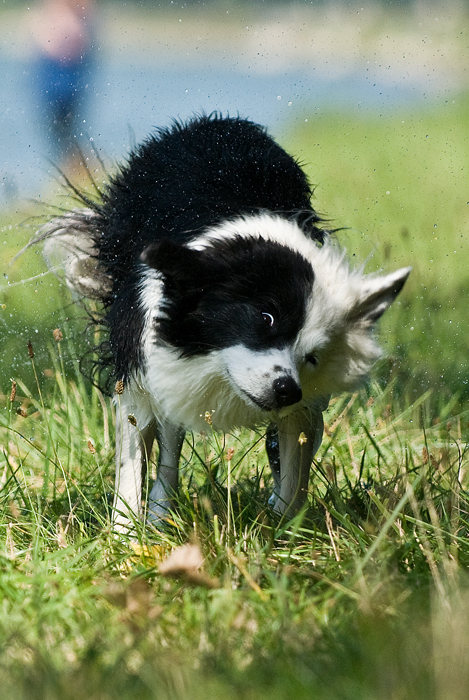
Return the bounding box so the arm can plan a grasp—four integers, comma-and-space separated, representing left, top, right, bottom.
1, 332, 469, 699
2, 96, 469, 698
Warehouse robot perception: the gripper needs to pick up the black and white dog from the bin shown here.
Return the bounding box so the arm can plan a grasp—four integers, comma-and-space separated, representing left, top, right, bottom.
38, 114, 410, 532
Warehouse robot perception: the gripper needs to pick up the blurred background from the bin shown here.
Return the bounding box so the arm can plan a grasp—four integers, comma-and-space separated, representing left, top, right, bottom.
1, 0, 468, 409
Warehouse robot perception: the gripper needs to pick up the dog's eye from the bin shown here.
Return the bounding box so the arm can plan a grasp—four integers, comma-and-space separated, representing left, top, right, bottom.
261, 312, 275, 327
305, 353, 318, 366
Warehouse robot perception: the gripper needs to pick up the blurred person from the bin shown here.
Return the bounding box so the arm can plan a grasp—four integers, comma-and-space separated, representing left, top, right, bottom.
27, 0, 95, 167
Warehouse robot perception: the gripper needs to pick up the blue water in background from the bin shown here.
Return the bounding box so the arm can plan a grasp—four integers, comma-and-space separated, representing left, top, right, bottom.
0, 49, 447, 207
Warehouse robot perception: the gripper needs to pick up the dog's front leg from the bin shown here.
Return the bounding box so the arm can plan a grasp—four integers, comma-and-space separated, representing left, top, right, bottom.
147, 420, 185, 527
272, 400, 328, 518
113, 390, 157, 534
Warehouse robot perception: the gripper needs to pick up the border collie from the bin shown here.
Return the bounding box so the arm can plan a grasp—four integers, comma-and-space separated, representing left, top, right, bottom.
37, 114, 410, 532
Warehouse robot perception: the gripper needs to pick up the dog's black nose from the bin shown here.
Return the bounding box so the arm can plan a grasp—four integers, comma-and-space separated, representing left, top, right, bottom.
272, 376, 302, 408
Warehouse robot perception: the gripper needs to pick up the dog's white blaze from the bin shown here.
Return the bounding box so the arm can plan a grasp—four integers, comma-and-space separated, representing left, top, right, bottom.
188, 212, 330, 263
220, 344, 299, 406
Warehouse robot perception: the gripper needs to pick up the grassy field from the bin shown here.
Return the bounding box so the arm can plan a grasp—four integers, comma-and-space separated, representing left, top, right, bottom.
1, 97, 469, 698
1, 337, 469, 699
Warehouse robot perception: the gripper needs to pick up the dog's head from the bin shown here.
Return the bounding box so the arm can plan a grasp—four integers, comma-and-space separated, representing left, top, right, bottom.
142, 215, 410, 415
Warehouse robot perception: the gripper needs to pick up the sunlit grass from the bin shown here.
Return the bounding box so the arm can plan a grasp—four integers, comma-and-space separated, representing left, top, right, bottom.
1, 335, 469, 699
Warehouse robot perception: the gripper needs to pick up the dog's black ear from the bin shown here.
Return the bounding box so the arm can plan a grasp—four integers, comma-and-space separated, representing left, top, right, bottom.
141, 240, 208, 285
349, 266, 411, 326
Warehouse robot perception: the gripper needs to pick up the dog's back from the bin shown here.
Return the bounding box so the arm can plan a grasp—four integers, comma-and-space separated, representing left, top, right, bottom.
94, 114, 324, 292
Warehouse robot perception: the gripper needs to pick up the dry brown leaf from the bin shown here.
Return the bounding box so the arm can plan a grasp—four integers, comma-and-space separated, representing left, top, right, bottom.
159, 543, 219, 589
